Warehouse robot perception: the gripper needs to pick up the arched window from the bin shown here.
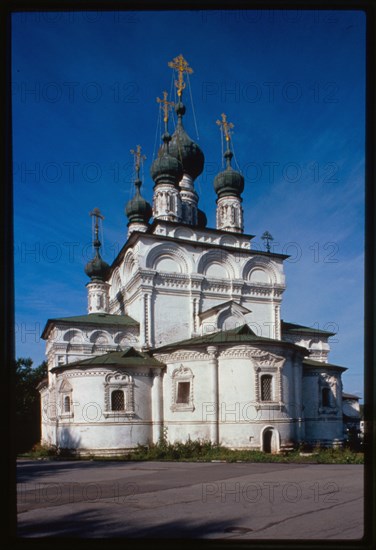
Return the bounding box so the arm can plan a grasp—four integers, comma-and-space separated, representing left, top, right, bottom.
64, 395, 71, 413
322, 387, 331, 407
261, 375, 273, 401
111, 390, 125, 411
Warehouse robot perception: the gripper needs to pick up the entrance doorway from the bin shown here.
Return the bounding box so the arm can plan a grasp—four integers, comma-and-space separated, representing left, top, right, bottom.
263, 429, 273, 453
262, 427, 279, 453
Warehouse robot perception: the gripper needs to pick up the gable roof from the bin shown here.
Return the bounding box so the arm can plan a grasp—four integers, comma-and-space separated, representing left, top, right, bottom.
42, 313, 139, 339
50, 347, 165, 372
199, 300, 252, 320
154, 324, 307, 353
281, 320, 336, 337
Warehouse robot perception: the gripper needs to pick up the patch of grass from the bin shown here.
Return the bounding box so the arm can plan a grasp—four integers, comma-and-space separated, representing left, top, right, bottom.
19, 440, 364, 464
117, 440, 364, 464
19, 443, 58, 459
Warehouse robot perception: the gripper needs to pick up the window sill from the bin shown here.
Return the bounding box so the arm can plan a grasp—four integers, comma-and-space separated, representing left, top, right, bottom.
171, 404, 195, 412
103, 411, 136, 419
59, 413, 74, 420
256, 402, 283, 410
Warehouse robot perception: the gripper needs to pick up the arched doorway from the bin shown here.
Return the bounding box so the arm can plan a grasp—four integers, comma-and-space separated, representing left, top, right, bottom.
263, 429, 273, 453
262, 427, 279, 453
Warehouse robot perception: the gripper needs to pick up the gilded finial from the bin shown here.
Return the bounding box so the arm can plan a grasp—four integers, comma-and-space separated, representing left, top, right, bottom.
168, 54, 193, 98
130, 145, 146, 179
156, 91, 174, 130
216, 113, 234, 145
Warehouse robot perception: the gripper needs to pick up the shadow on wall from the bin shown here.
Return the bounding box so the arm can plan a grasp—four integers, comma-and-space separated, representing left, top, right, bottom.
58, 428, 82, 456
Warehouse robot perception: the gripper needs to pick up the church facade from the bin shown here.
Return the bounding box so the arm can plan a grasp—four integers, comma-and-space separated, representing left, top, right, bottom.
39, 55, 347, 455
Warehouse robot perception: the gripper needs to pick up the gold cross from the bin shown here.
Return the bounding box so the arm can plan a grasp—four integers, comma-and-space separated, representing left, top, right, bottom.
90, 207, 104, 221
89, 207, 104, 240
168, 54, 193, 97
156, 91, 174, 124
130, 144, 146, 175
216, 113, 234, 142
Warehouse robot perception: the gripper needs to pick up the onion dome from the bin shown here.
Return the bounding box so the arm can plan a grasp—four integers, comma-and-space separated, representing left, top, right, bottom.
214, 149, 244, 199
150, 131, 183, 186
85, 247, 110, 281
85, 208, 110, 281
168, 101, 204, 180
196, 208, 207, 228
125, 178, 152, 224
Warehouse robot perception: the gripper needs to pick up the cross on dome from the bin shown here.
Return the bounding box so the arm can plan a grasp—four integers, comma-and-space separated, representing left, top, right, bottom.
216, 113, 234, 147
130, 144, 146, 179
156, 90, 174, 130
168, 54, 193, 98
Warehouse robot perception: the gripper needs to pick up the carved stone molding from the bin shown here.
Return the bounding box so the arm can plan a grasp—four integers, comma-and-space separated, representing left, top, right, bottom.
155, 350, 209, 363
170, 365, 195, 412
103, 370, 135, 418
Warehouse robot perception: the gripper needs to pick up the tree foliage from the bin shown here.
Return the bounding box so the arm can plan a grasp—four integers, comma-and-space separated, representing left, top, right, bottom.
14, 357, 47, 453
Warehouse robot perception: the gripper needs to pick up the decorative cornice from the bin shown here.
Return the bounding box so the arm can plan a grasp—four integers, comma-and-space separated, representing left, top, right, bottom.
155, 350, 209, 363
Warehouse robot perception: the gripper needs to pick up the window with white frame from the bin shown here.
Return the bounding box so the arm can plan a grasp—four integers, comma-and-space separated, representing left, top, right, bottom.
171, 365, 194, 412
318, 374, 338, 414
254, 363, 283, 409
59, 378, 73, 419
103, 372, 135, 418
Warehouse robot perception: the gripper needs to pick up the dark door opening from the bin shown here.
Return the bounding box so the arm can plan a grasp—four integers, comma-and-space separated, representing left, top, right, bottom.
263, 429, 273, 453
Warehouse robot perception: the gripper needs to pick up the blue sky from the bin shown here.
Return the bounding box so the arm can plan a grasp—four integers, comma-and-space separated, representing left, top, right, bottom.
12, 9, 365, 398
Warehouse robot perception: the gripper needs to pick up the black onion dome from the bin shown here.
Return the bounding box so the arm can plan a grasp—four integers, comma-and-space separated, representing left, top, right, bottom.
214, 149, 244, 199
196, 208, 207, 228
150, 132, 183, 186
168, 101, 204, 180
85, 244, 110, 282
125, 179, 152, 224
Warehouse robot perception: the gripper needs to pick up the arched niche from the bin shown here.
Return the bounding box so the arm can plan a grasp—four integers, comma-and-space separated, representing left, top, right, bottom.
146, 243, 190, 274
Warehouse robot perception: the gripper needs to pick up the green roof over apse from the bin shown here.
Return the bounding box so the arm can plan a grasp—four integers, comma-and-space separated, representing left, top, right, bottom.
303, 358, 347, 372
41, 313, 139, 339
154, 324, 307, 353
51, 347, 164, 372
281, 320, 336, 336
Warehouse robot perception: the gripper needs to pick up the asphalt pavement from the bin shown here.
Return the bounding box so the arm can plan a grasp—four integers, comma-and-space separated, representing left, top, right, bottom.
17, 459, 364, 540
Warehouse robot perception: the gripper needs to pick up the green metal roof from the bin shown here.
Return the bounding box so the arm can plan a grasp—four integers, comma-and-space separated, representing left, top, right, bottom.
154, 324, 306, 353
42, 313, 139, 339
51, 347, 165, 372
303, 358, 347, 371
281, 320, 336, 336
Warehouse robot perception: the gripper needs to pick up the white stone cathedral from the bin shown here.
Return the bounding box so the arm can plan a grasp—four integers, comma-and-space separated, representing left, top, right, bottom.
39, 55, 348, 455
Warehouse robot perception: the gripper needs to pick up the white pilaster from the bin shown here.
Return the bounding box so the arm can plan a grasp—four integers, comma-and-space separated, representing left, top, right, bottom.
151, 369, 164, 443
207, 346, 219, 445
